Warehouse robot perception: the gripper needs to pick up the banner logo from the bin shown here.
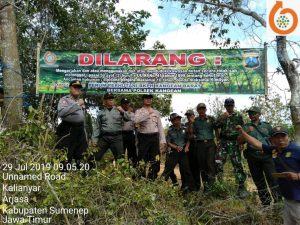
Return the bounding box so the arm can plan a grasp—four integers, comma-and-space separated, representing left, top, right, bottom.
268, 0, 299, 36
243, 51, 260, 69
44, 51, 57, 65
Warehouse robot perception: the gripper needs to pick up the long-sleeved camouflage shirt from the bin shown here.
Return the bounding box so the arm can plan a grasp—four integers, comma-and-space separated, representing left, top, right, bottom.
216, 111, 244, 139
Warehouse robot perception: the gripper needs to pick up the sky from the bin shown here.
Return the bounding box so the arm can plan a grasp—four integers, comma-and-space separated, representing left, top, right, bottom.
115, 0, 299, 124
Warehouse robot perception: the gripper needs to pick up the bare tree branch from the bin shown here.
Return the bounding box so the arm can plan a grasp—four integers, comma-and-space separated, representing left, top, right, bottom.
193, 0, 266, 27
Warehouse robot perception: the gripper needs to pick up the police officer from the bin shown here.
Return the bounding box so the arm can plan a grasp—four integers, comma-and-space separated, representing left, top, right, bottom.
92, 93, 131, 161
215, 98, 248, 198
121, 98, 137, 167
56, 80, 88, 169
239, 106, 280, 205
162, 113, 195, 191
134, 94, 166, 180
191, 103, 217, 191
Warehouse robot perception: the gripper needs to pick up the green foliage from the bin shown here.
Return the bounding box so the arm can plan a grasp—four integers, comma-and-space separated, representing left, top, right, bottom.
0, 107, 284, 225
114, 94, 172, 117
248, 93, 291, 127
15, 0, 151, 107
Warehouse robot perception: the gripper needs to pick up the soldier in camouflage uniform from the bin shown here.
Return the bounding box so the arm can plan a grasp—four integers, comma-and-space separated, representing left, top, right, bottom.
215, 98, 248, 198
239, 106, 281, 205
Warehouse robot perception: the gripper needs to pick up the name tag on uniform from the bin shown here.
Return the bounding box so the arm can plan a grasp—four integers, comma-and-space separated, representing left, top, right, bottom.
285, 152, 292, 158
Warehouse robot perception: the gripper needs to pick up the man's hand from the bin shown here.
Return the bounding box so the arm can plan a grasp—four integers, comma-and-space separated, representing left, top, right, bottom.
78, 99, 85, 108
176, 146, 183, 152
116, 106, 125, 113
184, 146, 189, 153
91, 141, 98, 147
223, 111, 229, 118
160, 143, 166, 152
235, 125, 243, 133
128, 106, 134, 113
281, 172, 300, 181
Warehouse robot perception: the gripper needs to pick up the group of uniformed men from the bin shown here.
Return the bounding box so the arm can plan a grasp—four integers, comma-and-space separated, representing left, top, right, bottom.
56, 80, 281, 204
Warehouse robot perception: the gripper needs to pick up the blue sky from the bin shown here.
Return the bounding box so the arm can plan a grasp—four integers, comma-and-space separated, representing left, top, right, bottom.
116, 0, 299, 123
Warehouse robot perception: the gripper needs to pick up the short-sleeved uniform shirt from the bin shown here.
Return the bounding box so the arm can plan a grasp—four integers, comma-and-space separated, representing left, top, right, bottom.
193, 116, 216, 141
166, 125, 188, 147
243, 121, 272, 157
262, 142, 300, 200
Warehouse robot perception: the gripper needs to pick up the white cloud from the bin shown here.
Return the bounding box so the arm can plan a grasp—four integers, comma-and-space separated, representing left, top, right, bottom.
116, 0, 162, 26
170, 17, 181, 26
144, 24, 215, 49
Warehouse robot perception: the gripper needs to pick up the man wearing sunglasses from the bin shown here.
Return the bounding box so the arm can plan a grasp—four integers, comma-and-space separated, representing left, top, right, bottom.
240, 106, 280, 206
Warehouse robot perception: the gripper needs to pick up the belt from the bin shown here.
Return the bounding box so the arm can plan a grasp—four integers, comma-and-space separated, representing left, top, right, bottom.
221, 136, 238, 140
195, 139, 213, 143
101, 131, 122, 136
122, 130, 134, 134
61, 121, 84, 127
138, 132, 158, 136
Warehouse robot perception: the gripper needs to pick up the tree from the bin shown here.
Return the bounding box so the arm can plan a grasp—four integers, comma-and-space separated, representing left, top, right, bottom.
159, 0, 300, 143
12, 0, 172, 124
0, 0, 23, 129
15, 0, 150, 104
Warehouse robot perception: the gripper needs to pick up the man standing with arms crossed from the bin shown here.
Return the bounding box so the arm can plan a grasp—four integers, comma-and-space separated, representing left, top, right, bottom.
134, 94, 166, 180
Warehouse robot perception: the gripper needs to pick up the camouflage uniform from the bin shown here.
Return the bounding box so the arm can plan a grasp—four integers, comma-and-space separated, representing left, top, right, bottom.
215, 111, 246, 185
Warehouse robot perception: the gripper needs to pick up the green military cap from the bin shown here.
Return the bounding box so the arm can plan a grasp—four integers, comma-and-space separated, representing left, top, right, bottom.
169, 113, 182, 121
185, 109, 195, 116
196, 103, 206, 109
247, 106, 261, 114
271, 126, 289, 137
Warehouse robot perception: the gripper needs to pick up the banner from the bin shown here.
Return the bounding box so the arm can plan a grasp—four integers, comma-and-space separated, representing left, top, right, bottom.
39, 49, 266, 94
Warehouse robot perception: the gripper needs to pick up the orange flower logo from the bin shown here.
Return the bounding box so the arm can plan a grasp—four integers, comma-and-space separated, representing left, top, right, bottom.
269, 1, 298, 35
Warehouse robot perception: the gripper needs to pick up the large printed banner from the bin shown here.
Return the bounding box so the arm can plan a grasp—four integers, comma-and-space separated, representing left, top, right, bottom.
39, 49, 266, 94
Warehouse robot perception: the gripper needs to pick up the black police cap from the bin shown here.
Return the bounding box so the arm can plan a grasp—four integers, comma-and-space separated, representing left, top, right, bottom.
121, 98, 130, 104
69, 80, 83, 88
142, 94, 153, 99
224, 98, 235, 106
103, 92, 115, 99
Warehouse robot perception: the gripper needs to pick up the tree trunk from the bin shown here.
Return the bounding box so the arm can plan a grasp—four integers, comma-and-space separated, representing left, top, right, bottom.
0, 0, 23, 129
276, 36, 300, 144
